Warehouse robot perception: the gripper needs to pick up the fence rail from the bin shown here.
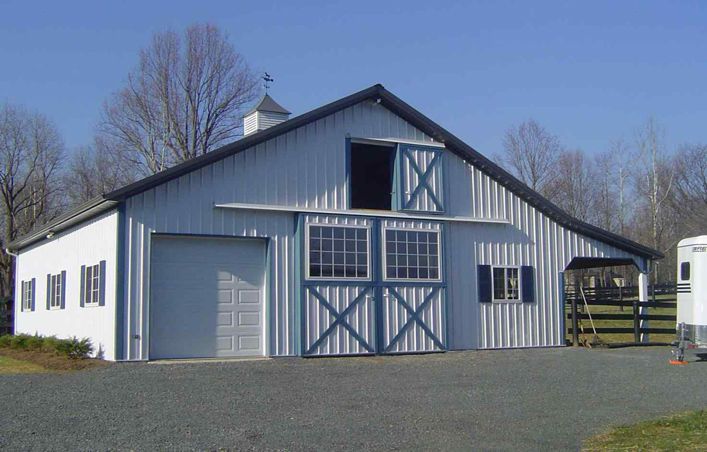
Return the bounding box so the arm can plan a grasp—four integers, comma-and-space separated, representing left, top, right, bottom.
566, 284, 677, 346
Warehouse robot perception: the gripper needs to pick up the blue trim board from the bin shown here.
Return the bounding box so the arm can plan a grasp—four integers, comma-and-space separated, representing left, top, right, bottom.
114, 203, 126, 360
559, 271, 566, 345
264, 237, 273, 357
295, 213, 304, 356
345, 137, 352, 209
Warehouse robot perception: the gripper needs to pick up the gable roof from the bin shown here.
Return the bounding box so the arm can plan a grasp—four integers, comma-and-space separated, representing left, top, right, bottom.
9, 84, 663, 259
246, 93, 291, 115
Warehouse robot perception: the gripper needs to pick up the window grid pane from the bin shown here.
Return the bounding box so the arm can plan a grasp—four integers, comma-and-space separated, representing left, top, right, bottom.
308, 226, 369, 279
385, 229, 440, 280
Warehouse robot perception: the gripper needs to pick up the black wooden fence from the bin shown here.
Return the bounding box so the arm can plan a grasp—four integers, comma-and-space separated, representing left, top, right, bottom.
566, 284, 677, 346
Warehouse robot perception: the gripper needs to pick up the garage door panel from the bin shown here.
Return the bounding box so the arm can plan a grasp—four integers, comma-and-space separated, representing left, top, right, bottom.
150, 236, 266, 359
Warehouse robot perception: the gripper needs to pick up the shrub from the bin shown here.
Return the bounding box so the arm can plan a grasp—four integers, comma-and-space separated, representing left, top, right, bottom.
0, 334, 93, 359
55, 337, 93, 359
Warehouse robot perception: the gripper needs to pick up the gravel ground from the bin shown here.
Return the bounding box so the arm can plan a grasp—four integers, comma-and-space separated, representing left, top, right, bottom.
0, 347, 705, 451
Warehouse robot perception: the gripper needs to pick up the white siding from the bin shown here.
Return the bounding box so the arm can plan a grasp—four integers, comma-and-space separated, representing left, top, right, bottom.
121, 98, 647, 359
123, 100, 441, 360
14, 211, 119, 360
444, 156, 640, 350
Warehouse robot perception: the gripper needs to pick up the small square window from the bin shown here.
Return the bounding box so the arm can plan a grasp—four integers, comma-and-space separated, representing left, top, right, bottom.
492, 267, 521, 302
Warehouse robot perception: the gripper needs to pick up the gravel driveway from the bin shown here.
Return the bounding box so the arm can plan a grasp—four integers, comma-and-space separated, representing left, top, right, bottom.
0, 347, 705, 451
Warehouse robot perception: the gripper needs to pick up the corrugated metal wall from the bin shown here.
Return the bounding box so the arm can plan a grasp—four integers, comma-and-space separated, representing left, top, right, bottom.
123, 101, 441, 360
122, 97, 645, 360
444, 155, 640, 350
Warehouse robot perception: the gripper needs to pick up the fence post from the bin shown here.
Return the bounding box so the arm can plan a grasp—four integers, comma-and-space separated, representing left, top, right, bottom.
633, 300, 640, 343
638, 271, 649, 343
571, 293, 579, 346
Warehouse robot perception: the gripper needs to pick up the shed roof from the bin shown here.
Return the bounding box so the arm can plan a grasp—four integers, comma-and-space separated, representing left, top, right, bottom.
8, 84, 664, 259
246, 94, 291, 115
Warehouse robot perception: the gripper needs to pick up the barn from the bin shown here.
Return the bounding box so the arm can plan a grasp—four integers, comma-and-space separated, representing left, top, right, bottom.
9, 85, 662, 361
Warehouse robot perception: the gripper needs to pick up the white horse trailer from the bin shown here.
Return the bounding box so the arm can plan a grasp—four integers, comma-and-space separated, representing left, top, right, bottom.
673, 235, 707, 362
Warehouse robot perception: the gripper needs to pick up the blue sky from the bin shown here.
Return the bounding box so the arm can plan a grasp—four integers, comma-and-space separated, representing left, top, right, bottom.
1, 0, 705, 156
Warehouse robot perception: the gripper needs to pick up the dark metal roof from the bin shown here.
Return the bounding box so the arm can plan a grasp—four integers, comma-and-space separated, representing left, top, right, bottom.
9, 84, 663, 259
246, 94, 291, 115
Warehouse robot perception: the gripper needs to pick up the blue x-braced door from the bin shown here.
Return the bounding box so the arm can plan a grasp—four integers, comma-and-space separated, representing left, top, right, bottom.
300, 215, 446, 356
396, 144, 445, 213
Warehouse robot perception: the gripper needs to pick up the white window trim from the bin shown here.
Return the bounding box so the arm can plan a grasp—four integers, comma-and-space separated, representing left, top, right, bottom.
49, 274, 62, 310
22, 280, 32, 311
305, 223, 372, 281
84, 263, 101, 307
382, 226, 442, 283
492, 265, 522, 303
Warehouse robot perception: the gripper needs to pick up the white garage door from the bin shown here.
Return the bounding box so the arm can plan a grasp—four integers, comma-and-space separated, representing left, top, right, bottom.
149, 235, 266, 359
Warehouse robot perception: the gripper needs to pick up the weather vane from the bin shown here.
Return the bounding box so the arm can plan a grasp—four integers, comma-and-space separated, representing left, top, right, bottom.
263, 72, 274, 93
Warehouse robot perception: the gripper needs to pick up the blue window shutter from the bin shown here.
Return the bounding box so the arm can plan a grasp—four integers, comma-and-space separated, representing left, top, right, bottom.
46, 274, 51, 310
99, 260, 106, 306
30, 278, 36, 311
80, 265, 86, 307
521, 266, 535, 303
60, 271, 67, 309
477, 265, 492, 303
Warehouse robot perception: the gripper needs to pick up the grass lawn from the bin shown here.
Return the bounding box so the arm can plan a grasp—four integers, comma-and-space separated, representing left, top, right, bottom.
0, 355, 47, 374
583, 410, 707, 451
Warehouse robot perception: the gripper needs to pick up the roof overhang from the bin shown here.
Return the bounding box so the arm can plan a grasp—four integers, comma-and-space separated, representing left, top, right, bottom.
8, 197, 118, 252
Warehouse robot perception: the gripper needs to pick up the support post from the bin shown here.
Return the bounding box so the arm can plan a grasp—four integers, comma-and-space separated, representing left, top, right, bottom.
571, 293, 579, 346
638, 271, 649, 343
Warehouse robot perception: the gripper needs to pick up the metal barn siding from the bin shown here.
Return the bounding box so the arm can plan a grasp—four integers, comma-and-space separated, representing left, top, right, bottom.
444, 156, 639, 350
14, 210, 119, 360
122, 101, 442, 360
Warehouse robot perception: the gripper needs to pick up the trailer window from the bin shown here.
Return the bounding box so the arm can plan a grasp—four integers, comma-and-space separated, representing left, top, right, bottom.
680, 262, 690, 281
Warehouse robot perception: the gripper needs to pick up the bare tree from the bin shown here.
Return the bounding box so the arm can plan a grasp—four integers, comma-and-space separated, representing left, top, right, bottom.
633, 118, 675, 281
500, 119, 562, 196
0, 103, 64, 298
100, 23, 259, 175
671, 144, 707, 236
63, 137, 136, 206
546, 149, 595, 222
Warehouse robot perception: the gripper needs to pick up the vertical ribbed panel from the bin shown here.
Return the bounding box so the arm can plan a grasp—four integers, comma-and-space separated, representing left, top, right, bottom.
381, 286, 445, 353
121, 96, 647, 360
123, 101, 439, 360
445, 159, 640, 351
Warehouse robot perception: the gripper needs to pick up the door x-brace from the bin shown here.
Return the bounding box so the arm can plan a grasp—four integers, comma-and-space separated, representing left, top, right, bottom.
305, 286, 375, 355
384, 286, 445, 352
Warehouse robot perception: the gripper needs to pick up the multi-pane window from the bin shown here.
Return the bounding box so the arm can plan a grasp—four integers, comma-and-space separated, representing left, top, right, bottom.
50, 273, 63, 309
308, 225, 369, 279
22, 280, 33, 311
384, 229, 440, 280
84, 263, 101, 305
492, 267, 520, 301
